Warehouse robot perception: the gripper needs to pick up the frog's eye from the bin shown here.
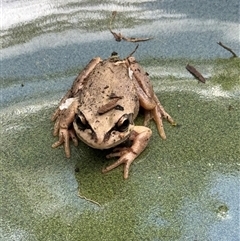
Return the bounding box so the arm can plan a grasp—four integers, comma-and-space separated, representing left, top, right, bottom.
116, 114, 133, 132
75, 113, 88, 130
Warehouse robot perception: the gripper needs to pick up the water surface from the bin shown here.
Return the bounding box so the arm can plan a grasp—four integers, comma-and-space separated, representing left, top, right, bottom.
1, 1, 240, 240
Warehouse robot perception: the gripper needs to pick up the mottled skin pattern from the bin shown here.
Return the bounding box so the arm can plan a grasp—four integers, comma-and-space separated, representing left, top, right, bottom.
52, 54, 175, 179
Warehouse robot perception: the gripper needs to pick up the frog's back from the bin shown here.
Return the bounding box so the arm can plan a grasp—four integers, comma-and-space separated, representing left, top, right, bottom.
80, 58, 138, 115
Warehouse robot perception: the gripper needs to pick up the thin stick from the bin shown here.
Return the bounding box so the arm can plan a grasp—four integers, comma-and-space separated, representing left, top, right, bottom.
108, 11, 153, 43
121, 35, 153, 42
186, 64, 206, 83
109, 11, 117, 30
78, 192, 101, 207
217, 42, 237, 58
127, 44, 139, 58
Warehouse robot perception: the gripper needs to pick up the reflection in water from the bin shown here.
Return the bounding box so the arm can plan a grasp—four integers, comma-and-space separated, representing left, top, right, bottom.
1, 0, 239, 56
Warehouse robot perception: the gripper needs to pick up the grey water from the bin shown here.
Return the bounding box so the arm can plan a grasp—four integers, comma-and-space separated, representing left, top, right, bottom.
1, 1, 240, 241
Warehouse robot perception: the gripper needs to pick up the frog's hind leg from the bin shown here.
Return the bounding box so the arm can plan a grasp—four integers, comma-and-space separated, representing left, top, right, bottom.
51, 57, 102, 121
128, 56, 175, 139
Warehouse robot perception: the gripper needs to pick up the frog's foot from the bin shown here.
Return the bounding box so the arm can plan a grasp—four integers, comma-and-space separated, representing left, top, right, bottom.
103, 148, 137, 179
143, 108, 167, 139
102, 126, 152, 179
52, 128, 78, 158
153, 93, 175, 125
152, 93, 176, 139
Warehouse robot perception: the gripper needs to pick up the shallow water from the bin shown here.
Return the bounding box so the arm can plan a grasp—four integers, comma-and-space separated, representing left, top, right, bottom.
1, 1, 240, 240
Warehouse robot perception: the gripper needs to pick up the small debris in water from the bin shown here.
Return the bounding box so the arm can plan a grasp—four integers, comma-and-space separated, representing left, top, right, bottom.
217, 205, 229, 219
186, 64, 206, 83
109, 11, 153, 43
217, 41, 238, 58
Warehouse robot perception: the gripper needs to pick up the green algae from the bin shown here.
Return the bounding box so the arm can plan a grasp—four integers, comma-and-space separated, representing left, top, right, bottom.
2, 87, 239, 240
211, 58, 240, 90
1, 35, 240, 240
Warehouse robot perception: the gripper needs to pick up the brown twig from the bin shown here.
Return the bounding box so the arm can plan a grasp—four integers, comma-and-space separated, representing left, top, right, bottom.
121, 35, 153, 42
186, 64, 206, 83
217, 42, 237, 58
78, 193, 101, 207
109, 11, 153, 43
127, 44, 139, 58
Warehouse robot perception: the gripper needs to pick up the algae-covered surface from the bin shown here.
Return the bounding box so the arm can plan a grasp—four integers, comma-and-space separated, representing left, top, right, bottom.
1, 1, 240, 240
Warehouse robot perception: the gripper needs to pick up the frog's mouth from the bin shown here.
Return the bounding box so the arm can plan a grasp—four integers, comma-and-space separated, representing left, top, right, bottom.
76, 128, 133, 150
73, 113, 134, 150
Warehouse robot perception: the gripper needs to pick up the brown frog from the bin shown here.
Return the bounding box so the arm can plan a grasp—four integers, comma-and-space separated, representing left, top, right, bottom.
51, 52, 175, 179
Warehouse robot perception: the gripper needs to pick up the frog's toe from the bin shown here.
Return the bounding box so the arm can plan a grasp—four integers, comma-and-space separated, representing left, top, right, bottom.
52, 139, 64, 148
106, 147, 129, 158
152, 107, 166, 139
51, 108, 60, 122
102, 151, 137, 179
69, 129, 78, 147
52, 129, 71, 158
53, 118, 60, 136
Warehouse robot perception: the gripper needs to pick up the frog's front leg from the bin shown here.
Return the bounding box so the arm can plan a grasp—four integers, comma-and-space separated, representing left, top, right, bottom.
127, 56, 156, 110
102, 126, 152, 179
52, 99, 79, 158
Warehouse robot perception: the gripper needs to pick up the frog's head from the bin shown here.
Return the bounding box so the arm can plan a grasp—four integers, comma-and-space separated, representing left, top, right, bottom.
73, 109, 134, 150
